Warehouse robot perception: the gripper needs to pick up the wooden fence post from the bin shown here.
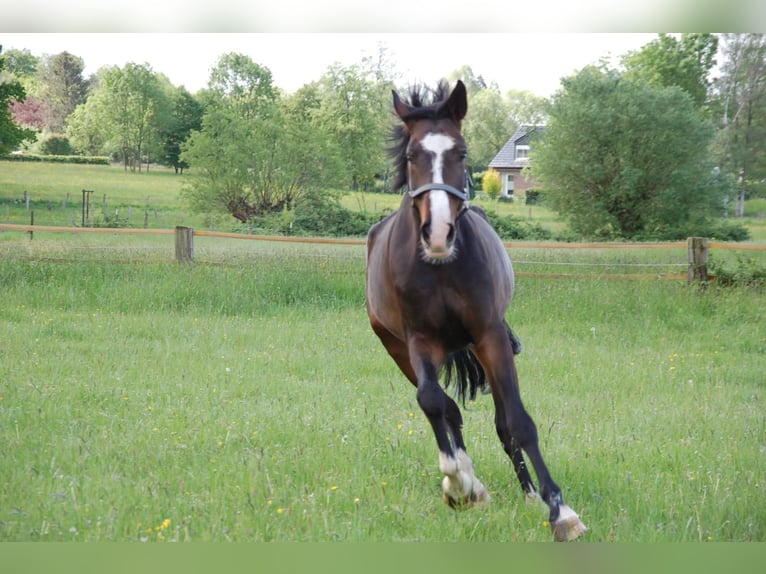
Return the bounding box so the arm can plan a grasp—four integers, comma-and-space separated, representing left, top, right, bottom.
175, 226, 194, 264
687, 237, 709, 282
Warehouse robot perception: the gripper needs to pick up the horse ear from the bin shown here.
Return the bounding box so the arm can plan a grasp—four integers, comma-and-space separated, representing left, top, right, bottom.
393, 90, 414, 120
445, 80, 468, 122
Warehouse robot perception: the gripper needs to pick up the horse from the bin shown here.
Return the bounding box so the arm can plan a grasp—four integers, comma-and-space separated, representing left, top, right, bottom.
364, 79, 586, 541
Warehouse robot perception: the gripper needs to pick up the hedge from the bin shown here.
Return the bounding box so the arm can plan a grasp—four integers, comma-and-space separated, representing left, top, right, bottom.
1, 154, 110, 165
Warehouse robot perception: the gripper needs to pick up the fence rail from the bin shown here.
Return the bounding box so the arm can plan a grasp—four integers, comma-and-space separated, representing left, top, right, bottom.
2, 223, 765, 281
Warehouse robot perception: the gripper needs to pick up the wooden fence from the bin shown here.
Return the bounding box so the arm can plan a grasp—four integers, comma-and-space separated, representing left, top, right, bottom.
1, 223, 765, 282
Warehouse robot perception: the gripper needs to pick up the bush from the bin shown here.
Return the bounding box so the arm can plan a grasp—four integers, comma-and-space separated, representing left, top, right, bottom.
242, 192, 380, 237
525, 189, 543, 205
482, 209, 553, 241
483, 168, 502, 200
1, 154, 110, 165
40, 135, 75, 156
709, 253, 766, 288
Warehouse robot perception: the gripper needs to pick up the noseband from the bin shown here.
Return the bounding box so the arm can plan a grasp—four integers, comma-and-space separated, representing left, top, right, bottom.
408, 182, 468, 202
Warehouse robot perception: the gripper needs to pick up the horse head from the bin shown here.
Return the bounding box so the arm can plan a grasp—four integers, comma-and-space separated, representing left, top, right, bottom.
392, 80, 469, 264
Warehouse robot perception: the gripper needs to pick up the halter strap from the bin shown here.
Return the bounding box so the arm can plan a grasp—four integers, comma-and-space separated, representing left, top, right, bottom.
408, 183, 468, 202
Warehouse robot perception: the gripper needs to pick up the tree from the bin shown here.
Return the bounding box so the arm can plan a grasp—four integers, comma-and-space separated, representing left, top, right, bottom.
532, 65, 719, 240
0, 45, 37, 154
65, 83, 111, 155
462, 87, 512, 172
10, 96, 47, 130
461, 87, 548, 172
713, 33, 766, 216
37, 51, 89, 133
2, 48, 39, 94
504, 89, 548, 127
158, 87, 203, 174
182, 53, 342, 223
315, 63, 388, 192
622, 33, 719, 111
99, 63, 170, 171
448, 65, 489, 96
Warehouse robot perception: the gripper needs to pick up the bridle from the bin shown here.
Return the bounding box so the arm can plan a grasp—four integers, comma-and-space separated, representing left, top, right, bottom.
408, 182, 468, 202
407, 170, 472, 222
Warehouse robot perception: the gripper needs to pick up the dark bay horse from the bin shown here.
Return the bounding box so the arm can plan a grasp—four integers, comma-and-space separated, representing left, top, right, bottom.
365, 80, 586, 541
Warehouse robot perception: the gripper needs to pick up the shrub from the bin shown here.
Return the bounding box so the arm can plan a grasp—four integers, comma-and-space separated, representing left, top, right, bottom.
483, 168, 502, 200
709, 253, 766, 288
1, 154, 110, 165
40, 135, 75, 156
482, 209, 553, 241
525, 189, 543, 205
242, 192, 380, 237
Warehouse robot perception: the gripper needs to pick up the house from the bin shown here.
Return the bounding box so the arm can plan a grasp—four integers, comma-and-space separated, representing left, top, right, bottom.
488, 124, 545, 199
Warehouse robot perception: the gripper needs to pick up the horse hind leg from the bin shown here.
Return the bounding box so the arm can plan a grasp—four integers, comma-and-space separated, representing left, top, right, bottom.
477, 326, 587, 541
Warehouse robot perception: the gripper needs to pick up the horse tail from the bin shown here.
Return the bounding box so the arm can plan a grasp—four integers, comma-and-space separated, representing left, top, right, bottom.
443, 325, 523, 404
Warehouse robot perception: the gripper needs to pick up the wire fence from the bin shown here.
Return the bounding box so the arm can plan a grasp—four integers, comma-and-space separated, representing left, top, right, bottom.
1, 223, 765, 281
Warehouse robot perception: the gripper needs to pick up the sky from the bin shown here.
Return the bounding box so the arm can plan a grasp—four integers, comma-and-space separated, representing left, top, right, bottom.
1, 33, 662, 97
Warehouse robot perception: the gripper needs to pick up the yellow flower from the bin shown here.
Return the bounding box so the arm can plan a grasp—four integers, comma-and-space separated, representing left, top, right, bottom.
331, 485, 338, 491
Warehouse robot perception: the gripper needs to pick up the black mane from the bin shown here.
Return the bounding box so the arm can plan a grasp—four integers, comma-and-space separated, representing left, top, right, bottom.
388, 80, 453, 191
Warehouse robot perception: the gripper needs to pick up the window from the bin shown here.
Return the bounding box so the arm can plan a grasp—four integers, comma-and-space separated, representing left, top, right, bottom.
515, 145, 529, 160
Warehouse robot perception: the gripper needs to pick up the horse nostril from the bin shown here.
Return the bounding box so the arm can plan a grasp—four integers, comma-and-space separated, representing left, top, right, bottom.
421, 221, 432, 243
446, 224, 455, 244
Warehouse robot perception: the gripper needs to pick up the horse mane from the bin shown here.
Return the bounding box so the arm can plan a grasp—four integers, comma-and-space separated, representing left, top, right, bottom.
388, 80, 453, 191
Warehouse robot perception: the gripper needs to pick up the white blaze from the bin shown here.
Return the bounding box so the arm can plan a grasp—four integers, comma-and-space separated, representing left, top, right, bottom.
420, 132, 455, 259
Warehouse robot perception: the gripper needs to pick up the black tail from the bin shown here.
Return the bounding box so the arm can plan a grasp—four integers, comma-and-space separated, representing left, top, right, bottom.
443, 325, 522, 404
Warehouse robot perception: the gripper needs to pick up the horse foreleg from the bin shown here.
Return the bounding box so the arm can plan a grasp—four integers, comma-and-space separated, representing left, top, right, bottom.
441, 396, 488, 508
440, 448, 489, 509
406, 339, 487, 510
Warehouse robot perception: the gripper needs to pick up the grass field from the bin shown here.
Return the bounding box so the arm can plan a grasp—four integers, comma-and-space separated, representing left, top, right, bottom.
0, 161, 601, 238
0, 234, 764, 542
1, 161, 764, 543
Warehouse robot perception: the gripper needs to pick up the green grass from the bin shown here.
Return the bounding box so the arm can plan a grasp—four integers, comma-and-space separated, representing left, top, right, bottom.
3, 161, 766, 243
1, 237, 763, 542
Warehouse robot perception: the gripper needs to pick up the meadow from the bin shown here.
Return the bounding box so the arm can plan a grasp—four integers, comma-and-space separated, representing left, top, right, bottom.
0, 161, 764, 543
0, 232, 764, 542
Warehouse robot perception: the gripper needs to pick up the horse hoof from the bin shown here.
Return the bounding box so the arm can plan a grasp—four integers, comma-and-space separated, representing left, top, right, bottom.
441, 475, 489, 510
551, 504, 587, 541
443, 489, 489, 510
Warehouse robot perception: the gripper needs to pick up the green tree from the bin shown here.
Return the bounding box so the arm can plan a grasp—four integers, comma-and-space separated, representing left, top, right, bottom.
158, 86, 203, 174
622, 33, 719, 111
462, 88, 511, 172
315, 63, 388, 192
182, 53, 341, 223
713, 33, 766, 216
532, 66, 719, 240
37, 51, 90, 133
2, 48, 39, 93
504, 89, 548, 127
100, 63, 170, 171
0, 45, 36, 154
448, 65, 489, 96
65, 81, 111, 155
462, 87, 548, 172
